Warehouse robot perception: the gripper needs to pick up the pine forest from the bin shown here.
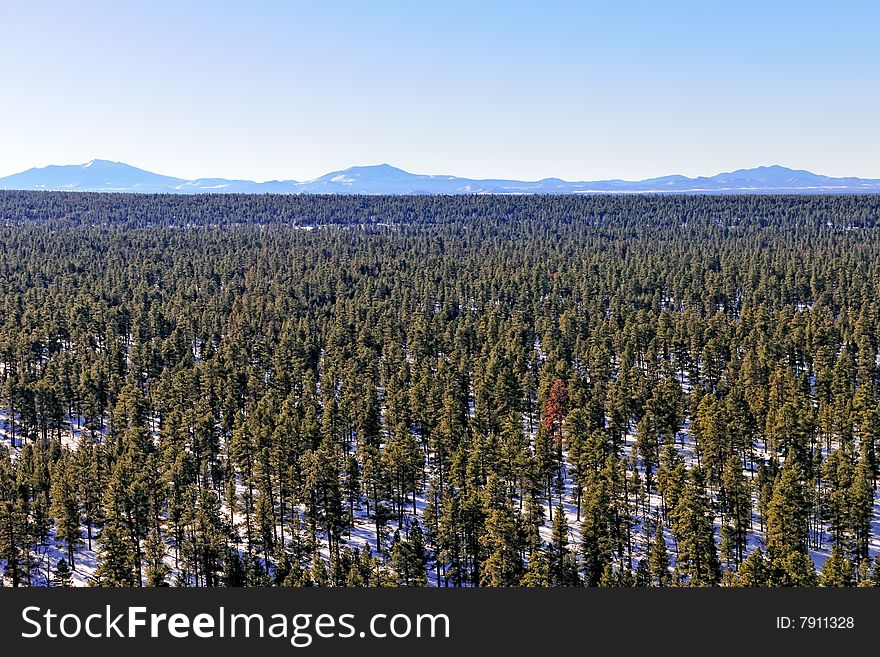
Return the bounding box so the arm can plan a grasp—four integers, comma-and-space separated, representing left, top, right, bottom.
2, 191, 880, 588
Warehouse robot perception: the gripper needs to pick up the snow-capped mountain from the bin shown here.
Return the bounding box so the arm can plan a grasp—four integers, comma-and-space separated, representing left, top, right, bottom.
1, 160, 879, 195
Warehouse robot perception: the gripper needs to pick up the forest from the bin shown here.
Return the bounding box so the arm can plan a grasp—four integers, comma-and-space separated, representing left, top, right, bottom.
1, 190, 880, 587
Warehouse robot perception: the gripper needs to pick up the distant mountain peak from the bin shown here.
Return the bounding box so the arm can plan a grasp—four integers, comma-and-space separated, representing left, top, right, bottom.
83, 158, 121, 167
340, 163, 411, 176
1, 161, 878, 195
360, 163, 401, 171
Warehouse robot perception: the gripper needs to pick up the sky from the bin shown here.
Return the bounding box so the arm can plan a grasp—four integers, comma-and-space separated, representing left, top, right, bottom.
1, 0, 878, 182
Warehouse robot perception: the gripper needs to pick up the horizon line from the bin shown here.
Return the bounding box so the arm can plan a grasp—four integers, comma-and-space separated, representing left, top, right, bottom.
4, 159, 880, 186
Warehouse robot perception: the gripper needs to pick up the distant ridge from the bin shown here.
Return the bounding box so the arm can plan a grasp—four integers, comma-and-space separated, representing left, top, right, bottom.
1, 160, 879, 195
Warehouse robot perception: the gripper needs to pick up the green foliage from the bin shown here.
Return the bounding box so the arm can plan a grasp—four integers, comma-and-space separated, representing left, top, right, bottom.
0, 192, 878, 587
53, 557, 72, 587
671, 469, 720, 586
93, 523, 136, 587
819, 546, 854, 587
736, 548, 769, 587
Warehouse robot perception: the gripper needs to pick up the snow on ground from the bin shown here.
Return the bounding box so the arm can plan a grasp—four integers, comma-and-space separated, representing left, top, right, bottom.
29, 528, 99, 587
2, 358, 879, 586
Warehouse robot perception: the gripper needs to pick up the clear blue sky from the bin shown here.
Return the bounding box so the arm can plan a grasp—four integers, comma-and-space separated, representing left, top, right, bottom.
1, 0, 878, 181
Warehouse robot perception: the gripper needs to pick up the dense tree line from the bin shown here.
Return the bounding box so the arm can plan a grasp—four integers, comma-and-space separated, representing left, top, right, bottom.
1, 191, 880, 587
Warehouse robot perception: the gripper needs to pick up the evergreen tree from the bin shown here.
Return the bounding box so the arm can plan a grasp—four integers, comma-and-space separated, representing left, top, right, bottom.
671, 469, 720, 586
720, 455, 750, 566
53, 558, 72, 587
819, 546, 855, 587
0, 500, 27, 587
849, 462, 873, 565
580, 472, 612, 586
765, 459, 810, 558
480, 506, 522, 586
770, 550, 817, 587
50, 456, 82, 567
736, 549, 769, 586
144, 526, 170, 587
871, 556, 880, 587
93, 523, 136, 587
520, 549, 551, 587
548, 502, 573, 585
390, 521, 429, 586
648, 521, 670, 587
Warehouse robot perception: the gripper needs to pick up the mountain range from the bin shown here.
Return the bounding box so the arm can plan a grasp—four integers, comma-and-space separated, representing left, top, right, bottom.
1, 160, 879, 195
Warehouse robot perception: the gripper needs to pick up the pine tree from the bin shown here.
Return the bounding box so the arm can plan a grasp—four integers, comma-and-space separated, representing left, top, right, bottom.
822, 449, 854, 550
549, 502, 570, 585
636, 411, 660, 493
691, 393, 729, 488
50, 456, 82, 567
580, 471, 612, 586
720, 455, 750, 566
103, 445, 154, 584
598, 562, 618, 587
542, 378, 569, 438
871, 556, 880, 587
384, 421, 424, 524
310, 552, 328, 587
656, 445, 685, 524
344, 551, 366, 587
520, 549, 551, 586
671, 469, 720, 586
0, 500, 27, 587
765, 459, 810, 558
358, 541, 379, 587
74, 439, 104, 551
857, 556, 871, 586
819, 546, 854, 587
770, 550, 817, 587
390, 521, 429, 586
254, 486, 275, 566
480, 506, 522, 587
407, 520, 429, 586
435, 490, 463, 586
648, 521, 670, 587
849, 461, 873, 565
93, 523, 136, 587
736, 548, 769, 586
144, 526, 169, 587
53, 558, 72, 587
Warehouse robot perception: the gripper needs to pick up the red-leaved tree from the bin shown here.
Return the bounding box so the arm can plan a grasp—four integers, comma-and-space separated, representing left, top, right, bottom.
543, 378, 569, 439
